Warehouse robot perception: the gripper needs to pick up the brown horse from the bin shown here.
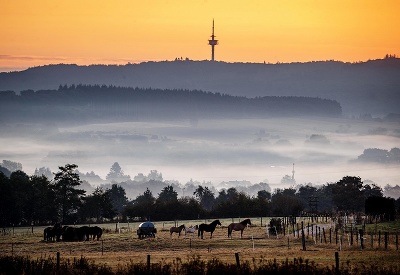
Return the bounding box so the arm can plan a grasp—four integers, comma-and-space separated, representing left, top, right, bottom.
170, 224, 185, 237
228, 218, 251, 238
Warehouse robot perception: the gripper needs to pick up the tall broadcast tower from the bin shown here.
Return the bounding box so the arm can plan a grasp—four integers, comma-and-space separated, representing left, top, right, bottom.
208, 19, 218, 61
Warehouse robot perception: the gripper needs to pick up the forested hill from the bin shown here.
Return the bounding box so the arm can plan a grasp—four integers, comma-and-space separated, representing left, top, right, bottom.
0, 85, 341, 122
0, 58, 399, 115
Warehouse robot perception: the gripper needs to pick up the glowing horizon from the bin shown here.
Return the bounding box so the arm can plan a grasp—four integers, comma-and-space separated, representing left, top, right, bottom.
1, 0, 399, 72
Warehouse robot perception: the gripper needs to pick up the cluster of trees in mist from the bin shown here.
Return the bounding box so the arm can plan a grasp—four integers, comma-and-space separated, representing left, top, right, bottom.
0, 84, 342, 122
1, 161, 399, 227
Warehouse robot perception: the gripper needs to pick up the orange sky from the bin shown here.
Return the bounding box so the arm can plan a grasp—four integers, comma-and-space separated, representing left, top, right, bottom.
1, 0, 399, 72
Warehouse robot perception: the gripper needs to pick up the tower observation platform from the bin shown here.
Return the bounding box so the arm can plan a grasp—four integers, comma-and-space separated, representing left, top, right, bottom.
208, 19, 218, 61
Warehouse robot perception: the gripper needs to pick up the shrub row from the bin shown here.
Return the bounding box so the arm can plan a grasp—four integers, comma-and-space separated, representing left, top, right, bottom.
1, 255, 400, 275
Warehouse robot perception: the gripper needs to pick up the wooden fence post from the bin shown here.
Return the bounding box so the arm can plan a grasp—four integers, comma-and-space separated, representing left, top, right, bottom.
356, 228, 359, 246
147, 255, 151, 270
385, 232, 388, 250
340, 234, 343, 251
335, 251, 339, 273
335, 229, 338, 245
350, 227, 353, 246
235, 252, 240, 269
311, 224, 314, 239
319, 227, 322, 243
359, 229, 364, 250
319, 226, 321, 243
378, 231, 381, 247
57, 252, 60, 270
370, 233, 373, 248
301, 222, 306, 251
292, 222, 295, 237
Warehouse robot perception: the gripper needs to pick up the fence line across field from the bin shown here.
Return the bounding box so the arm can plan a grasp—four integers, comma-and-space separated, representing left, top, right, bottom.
1, 216, 398, 257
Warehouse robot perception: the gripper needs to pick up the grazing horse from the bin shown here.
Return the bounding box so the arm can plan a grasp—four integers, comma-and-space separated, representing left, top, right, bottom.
62, 226, 78, 241
77, 226, 90, 241
228, 218, 251, 238
53, 223, 63, 242
88, 226, 103, 240
169, 224, 185, 237
44, 226, 54, 242
198, 220, 221, 239
44, 222, 63, 242
185, 225, 198, 235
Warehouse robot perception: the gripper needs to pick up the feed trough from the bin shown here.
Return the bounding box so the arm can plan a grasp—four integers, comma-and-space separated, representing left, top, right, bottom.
137, 221, 157, 239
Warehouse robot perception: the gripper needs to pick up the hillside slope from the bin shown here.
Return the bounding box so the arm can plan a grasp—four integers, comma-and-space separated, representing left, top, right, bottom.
1, 58, 399, 115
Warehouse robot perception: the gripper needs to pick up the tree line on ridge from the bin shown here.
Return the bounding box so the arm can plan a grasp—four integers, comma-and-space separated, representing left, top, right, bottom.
0, 84, 342, 122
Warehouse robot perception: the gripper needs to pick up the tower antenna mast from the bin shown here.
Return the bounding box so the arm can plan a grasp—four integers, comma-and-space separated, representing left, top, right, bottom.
292, 163, 295, 182
208, 19, 218, 61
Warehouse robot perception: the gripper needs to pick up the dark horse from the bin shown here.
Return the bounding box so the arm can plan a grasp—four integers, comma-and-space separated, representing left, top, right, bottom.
170, 224, 185, 237
43, 222, 63, 242
228, 218, 251, 238
88, 226, 103, 240
43, 226, 55, 242
198, 219, 221, 239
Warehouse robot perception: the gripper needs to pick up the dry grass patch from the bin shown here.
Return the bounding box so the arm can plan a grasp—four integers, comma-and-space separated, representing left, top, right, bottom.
1, 224, 400, 272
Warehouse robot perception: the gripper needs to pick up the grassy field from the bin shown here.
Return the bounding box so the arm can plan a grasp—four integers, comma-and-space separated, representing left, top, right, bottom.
1, 218, 399, 273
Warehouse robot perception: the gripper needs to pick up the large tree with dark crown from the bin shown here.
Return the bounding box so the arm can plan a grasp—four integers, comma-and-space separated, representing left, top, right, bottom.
53, 164, 85, 223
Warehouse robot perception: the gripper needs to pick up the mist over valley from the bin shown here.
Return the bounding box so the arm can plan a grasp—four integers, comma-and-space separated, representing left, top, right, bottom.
1, 59, 399, 199
1, 116, 399, 199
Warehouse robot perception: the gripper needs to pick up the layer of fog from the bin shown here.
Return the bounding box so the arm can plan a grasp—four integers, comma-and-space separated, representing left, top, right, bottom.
1, 117, 399, 192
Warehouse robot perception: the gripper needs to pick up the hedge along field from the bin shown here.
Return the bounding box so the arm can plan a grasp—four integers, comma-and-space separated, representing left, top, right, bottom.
1, 217, 400, 273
